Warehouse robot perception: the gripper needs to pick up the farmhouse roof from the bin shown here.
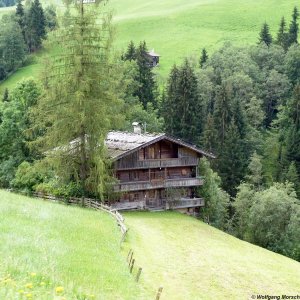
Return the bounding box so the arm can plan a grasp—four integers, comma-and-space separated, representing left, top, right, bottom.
105, 131, 215, 160
147, 49, 160, 57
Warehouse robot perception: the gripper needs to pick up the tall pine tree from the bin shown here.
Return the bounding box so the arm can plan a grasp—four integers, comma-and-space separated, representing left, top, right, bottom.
26, 0, 46, 52
259, 22, 273, 46
287, 6, 299, 47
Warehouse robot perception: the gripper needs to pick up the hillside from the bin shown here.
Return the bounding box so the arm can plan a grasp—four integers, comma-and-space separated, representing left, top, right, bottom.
123, 212, 300, 299
0, 0, 299, 93
1, 191, 299, 299
0, 190, 146, 299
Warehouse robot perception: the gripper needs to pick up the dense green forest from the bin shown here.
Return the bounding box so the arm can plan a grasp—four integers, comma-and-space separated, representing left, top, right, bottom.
0, 0, 57, 81
0, 2, 299, 261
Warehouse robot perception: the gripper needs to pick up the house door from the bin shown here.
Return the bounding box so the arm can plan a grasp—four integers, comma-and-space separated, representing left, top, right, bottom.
146, 190, 158, 207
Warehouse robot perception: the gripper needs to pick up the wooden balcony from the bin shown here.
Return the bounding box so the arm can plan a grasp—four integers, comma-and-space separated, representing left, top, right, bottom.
111, 197, 204, 211
116, 156, 199, 170
113, 177, 204, 192
167, 197, 205, 209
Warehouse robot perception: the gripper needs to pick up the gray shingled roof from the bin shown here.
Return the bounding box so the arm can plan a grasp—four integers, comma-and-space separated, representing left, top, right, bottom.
105, 131, 215, 160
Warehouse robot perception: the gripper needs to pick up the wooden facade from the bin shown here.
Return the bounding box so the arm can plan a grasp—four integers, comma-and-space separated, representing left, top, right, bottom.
106, 131, 215, 213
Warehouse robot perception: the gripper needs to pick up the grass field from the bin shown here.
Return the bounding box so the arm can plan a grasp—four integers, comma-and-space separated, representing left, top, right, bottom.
123, 212, 300, 299
1, 191, 300, 299
0, 0, 300, 94
0, 190, 146, 300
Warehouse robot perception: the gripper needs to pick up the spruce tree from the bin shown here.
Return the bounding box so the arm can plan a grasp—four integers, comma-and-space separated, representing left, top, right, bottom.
31, 0, 125, 198
199, 48, 208, 68
276, 17, 288, 50
134, 41, 157, 109
285, 84, 300, 174
124, 40, 136, 61
26, 0, 46, 52
16, 0, 25, 41
259, 22, 273, 46
287, 6, 299, 47
162, 65, 179, 136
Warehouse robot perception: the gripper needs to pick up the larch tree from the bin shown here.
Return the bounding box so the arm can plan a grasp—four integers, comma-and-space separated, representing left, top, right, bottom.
31, 0, 126, 198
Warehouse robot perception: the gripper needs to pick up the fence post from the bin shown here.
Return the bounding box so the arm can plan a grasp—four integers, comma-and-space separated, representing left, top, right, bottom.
135, 267, 142, 282
128, 251, 134, 267
155, 287, 163, 300
130, 259, 135, 273
127, 249, 132, 262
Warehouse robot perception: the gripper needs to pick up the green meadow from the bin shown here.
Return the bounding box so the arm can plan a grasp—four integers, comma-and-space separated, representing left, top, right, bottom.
1, 191, 300, 299
0, 0, 299, 93
0, 190, 146, 300
123, 211, 300, 299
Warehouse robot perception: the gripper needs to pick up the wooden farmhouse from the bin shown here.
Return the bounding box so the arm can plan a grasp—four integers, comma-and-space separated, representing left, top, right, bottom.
146, 49, 160, 67
106, 125, 215, 213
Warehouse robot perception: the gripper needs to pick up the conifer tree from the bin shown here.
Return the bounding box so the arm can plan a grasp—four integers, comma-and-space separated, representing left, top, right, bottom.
287, 6, 299, 47
31, 0, 125, 198
259, 22, 273, 46
16, 0, 25, 41
199, 48, 208, 68
163, 59, 202, 143
276, 17, 288, 50
134, 41, 157, 109
285, 84, 300, 174
26, 0, 46, 52
124, 41, 136, 61
162, 65, 179, 136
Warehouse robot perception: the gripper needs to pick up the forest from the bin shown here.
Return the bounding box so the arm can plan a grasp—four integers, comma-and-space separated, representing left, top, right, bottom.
0, 1, 299, 261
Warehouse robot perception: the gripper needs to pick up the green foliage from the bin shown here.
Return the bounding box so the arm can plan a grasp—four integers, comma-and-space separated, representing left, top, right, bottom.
162, 59, 202, 144
199, 48, 208, 68
276, 17, 289, 50
12, 161, 44, 193
0, 14, 26, 74
0, 79, 41, 187
133, 41, 158, 109
245, 151, 264, 189
259, 22, 273, 46
31, 4, 126, 198
25, 0, 46, 52
248, 183, 298, 255
287, 6, 299, 47
44, 5, 57, 31
198, 157, 230, 230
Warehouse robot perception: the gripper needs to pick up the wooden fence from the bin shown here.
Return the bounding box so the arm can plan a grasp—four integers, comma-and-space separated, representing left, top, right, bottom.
32, 193, 128, 245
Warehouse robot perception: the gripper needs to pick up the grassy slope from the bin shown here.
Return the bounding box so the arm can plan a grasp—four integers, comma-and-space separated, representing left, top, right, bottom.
0, 190, 146, 300
123, 212, 300, 300
0, 0, 300, 93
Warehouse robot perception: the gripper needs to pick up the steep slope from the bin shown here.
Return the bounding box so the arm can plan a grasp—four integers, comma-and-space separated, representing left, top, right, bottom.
123, 211, 300, 300
0, 190, 146, 299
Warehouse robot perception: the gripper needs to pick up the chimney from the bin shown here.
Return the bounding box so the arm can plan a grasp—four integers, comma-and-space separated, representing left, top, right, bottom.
132, 122, 142, 134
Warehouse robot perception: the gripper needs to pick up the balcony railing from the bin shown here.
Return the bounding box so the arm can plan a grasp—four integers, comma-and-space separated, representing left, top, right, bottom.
111, 197, 204, 211
116, 156, 199, 170
113, 177, 204, 192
